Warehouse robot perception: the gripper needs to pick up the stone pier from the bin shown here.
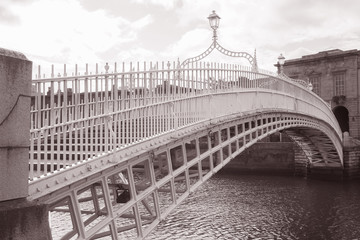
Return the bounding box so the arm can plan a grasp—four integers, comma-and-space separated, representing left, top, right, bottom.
0, 48, 51, 240
343, 145, 360, 179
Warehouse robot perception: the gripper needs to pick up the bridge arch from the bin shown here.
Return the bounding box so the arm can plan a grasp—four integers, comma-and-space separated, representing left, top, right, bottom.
27, 63, 344, 239
34, 108, 342, 239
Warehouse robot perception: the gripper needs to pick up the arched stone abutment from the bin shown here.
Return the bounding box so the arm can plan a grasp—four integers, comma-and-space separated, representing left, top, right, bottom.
284, 127, 343, 179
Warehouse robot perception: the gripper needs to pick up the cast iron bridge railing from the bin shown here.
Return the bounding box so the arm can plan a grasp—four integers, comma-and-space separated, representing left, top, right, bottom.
28, 61, 343, 239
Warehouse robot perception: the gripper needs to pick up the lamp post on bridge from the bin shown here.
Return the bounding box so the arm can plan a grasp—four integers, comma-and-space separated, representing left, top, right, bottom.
308, 79, 313, 91
277, 53, 285, 75
180, 10, 258, 71
208, 10, 220, 44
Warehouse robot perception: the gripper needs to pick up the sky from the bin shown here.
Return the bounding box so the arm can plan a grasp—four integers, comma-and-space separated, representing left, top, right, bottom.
1, 0, 360, 76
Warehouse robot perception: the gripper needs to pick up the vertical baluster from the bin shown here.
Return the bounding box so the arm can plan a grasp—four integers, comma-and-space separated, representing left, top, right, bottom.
114, 113, 119, 149
57, 123, 62, 171
36, 82, 41, 129
94, 117, 99, 155
145, 107, 149, 138
128, 62, 132, 109
42, 83, 46, 127
36, 127, 41, 176
98, 116, 103, 153
231, 64, 235, 89
243, 65, 246, 88
74, 64, 78, 121
68, 121, 73, 164
89, 117, 94, 157
95, 63, 99, 115
50, 65, 55, 124
56, 80, 60, 125
126, 110, 130, 145
35, 65, 41, 129
121, 109, 125, 146
161, 61, 165, 102
189, 63, 193, 97
137, 65, 143, 140
119, 112, 122, 147
104, 63, 109, 152
120, 62, 125, 110
221, 62, 224, 90
50, 119, 55, 173
173, 61, 177, 98
114, 62, 119, 112
200, 62, 204, 91
195, 62, 204, 93
43, 128, 48, 175
155, 61, 159, 103
29, 132, 34, 179
84, 64, 89, 119
63, 66, 68, 125
226, 63, 230, 90
149, 61, 152, 106
135, 61, 139, 107
79, 118, 84, 160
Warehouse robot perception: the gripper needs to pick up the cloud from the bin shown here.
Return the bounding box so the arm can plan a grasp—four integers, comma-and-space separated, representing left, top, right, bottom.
2, 0, 360, 74
131, 14, 154, 29
0, 0, 155, 74
166, 28, 210, 58
0, 6, 20, 24
130, 0, 179, 10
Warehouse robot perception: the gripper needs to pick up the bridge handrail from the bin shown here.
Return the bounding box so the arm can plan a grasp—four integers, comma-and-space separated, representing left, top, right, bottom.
29, 61, 342, 180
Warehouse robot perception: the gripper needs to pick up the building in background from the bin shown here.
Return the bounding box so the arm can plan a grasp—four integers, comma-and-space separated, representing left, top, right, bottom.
282, 49, 360, 139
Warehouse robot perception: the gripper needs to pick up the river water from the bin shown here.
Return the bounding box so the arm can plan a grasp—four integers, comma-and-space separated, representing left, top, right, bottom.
146, 173, 360, 240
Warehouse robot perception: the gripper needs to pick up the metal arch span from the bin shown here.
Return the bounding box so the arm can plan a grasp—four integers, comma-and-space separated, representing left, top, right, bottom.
30, 110, 342, 239
28, 62, 344, 239
29, 88, 344, 200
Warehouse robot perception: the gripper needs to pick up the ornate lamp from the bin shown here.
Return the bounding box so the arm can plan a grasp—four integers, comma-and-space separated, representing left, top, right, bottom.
208, 10, 220, 29
208, 10, 220, 41
308, 82, 313, 91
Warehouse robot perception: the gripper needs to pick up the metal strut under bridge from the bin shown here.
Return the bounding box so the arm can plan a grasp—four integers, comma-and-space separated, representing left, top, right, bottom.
28, 60, 342, 239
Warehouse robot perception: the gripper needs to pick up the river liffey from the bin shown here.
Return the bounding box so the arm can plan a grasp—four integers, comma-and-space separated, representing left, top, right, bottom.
146, 173, 360, 240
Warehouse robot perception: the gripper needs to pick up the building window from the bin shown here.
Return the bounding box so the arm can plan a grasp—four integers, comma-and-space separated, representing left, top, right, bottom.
333, 72, 345, 96
309, 75, 320, 95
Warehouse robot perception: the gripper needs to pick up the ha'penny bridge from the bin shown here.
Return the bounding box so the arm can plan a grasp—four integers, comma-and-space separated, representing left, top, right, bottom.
0, 11, 348, 240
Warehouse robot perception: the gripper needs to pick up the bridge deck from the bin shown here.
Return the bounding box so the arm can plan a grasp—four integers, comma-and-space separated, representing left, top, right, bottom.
28, 62, 343, 239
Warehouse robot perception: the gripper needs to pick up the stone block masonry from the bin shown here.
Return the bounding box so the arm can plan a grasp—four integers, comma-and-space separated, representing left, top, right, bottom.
343, 145, 360, 179
0, 48, 51, 240
0, 199, 51, 240
0, 48, 32, 201
222, 142, 295, 175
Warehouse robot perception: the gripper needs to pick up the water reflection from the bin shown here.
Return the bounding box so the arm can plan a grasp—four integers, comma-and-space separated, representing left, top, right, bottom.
146, 173, 360, 240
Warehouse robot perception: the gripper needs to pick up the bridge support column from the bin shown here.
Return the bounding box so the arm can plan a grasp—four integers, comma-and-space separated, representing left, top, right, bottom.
0, 48, 51, 240
343, 145, 360, 179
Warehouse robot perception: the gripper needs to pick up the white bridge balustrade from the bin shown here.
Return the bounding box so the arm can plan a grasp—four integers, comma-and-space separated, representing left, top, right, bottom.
28, 61, 343, 239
